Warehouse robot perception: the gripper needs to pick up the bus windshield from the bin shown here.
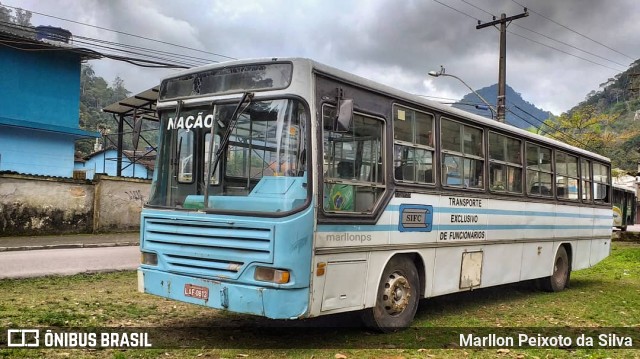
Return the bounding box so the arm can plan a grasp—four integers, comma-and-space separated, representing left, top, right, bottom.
148, 98, 309, 214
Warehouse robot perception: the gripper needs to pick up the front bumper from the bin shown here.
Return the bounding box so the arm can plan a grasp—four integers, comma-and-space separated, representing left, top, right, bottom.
138, 268, 309, 319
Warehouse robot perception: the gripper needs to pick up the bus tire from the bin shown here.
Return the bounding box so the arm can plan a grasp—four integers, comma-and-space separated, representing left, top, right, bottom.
362, 256, 419, 333
539, 246, 570, 292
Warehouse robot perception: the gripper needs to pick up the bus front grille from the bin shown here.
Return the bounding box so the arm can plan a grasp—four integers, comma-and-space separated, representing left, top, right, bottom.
143, 217, 274, 279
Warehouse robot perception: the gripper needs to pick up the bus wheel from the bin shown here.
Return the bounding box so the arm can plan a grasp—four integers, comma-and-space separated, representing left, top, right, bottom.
362, 256, 419, 333
539, 246, 570, 292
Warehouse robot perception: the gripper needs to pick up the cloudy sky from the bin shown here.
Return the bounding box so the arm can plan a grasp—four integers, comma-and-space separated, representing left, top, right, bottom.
3, 0, 638, 115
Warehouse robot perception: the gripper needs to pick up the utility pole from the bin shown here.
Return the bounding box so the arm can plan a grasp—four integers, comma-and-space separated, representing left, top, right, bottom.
476, 9, 528, 123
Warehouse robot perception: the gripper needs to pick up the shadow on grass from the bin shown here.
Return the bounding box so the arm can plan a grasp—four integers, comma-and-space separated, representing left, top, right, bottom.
142, 278, 607, 349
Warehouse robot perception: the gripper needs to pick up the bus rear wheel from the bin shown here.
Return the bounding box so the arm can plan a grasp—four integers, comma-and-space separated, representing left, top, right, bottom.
362, 256, 419, 333
539, 246, 570, 292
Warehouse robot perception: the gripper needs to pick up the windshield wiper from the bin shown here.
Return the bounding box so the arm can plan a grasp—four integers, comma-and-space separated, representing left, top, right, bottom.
170, 100, 183, 206
202, 92, 254, 209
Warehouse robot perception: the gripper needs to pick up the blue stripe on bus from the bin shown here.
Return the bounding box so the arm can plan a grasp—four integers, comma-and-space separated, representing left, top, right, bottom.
384, 205, 611, 219
317, 224, 613, 232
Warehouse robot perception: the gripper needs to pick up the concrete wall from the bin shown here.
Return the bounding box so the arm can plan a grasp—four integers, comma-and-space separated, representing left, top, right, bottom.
0, 173, 151, 236
93, 175, 151, 233
0, 174, 93, 236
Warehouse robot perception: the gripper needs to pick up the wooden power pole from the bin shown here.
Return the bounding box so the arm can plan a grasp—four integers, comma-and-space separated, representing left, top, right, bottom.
477, 9, 529, 123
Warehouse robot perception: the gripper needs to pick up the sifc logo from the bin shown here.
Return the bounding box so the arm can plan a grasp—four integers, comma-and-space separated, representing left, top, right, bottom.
7, 329, 40, 347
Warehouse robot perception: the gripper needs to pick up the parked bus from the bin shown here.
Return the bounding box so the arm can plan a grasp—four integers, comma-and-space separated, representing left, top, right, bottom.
138, 58, 612, 331
612, 185, 636, 231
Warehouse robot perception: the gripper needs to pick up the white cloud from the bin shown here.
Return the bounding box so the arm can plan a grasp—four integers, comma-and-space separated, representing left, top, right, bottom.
3, 0, 638, 114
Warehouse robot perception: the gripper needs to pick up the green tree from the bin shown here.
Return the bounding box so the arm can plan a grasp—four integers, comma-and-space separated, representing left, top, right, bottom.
0, 1, 33, 37
110, 76, 131, 104
75, 66, 157, 157
540, 105, 640, 172
539, 106, 617, 150
80, 65, 95, 95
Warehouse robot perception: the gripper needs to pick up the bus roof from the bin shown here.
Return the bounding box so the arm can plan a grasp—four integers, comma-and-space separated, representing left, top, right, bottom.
159, 57, 610, 163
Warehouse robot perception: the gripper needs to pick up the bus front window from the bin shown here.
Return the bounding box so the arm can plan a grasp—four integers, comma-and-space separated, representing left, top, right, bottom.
148, 98, 309, 214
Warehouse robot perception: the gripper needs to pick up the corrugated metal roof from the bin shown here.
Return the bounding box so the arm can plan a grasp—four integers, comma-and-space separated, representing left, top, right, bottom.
102, 86, 159, 121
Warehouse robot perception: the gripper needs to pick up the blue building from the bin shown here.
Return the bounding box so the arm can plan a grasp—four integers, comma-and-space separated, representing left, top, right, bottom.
74, 148, 154, 180
0, 27, 100, 177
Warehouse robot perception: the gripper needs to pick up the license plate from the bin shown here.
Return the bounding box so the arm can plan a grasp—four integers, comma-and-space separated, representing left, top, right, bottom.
184, 284, 209, 300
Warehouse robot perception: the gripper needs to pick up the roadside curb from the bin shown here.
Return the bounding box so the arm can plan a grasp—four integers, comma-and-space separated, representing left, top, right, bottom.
0, 242, 139, 252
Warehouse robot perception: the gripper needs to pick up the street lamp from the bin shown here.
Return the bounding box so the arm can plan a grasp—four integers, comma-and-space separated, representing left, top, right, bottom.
428, 66, 498, 121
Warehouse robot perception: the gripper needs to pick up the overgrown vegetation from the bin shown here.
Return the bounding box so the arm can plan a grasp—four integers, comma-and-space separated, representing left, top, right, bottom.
539, 59, 640, 172
0, 1, 32, 37
75, 64, 132, 156
75, 64, 159, 157
0, 243, 638, 358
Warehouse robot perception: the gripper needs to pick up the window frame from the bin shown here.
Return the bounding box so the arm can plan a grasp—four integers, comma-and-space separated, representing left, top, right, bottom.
320, 103, 387, 215
580, 158, 593, 203
392, 104, 436, 185
439, 117, 485, 191
593, 161, 611, 204
525, 142, 554, 198
488, 131, 523, 195
554, 150, 580, 201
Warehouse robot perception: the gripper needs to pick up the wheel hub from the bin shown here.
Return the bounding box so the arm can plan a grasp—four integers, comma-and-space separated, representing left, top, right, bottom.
382, 272, 411, 315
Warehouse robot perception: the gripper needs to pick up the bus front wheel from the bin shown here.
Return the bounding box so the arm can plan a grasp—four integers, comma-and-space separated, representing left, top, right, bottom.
539, 246, 570, 292
362, 256, 419, 332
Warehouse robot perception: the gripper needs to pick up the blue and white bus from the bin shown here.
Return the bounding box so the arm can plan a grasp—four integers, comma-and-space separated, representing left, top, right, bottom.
138, 58, 612, 331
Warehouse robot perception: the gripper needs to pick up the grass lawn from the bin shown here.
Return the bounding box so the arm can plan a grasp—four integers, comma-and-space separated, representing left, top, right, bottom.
0, 242, 638, 358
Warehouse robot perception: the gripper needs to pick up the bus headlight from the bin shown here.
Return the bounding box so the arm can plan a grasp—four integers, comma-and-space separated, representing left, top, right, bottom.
254, 267, 290, 284
141, 252, 158, 266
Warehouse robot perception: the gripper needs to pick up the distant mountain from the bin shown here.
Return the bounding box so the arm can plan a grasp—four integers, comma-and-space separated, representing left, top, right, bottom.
452, 84, 552, 130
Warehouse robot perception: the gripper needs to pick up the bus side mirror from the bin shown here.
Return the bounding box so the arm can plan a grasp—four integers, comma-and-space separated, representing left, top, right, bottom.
334, 99, 353, 133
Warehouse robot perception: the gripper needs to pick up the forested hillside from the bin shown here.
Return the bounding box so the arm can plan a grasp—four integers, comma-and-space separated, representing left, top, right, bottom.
453, 84, 551, 130
539, 59, 640, 172
76, 65, 159, 157
75, 65, 133, 156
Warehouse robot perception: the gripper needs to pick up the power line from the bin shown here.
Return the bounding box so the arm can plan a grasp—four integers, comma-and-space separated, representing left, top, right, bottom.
512, 24, 628, 68
511, 0, 635, 61
72, 34, 213, 65
71, 37, 202, 68
431, 0, 480, 21
506, 102, 599, 152
507, 30, 625, 72
504, 107, 573, 144
457, 1, 628, 72
416, 93, 478, 102
0, 24, 190, 69
0, 3, 237, 61
459, 0, 493, 18
0, 20, 199, 68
